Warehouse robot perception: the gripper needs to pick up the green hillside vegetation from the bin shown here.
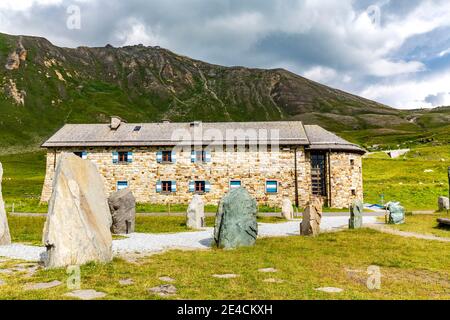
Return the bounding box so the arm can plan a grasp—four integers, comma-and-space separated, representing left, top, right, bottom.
363, 145, 449, 210
0, 32, 449, 155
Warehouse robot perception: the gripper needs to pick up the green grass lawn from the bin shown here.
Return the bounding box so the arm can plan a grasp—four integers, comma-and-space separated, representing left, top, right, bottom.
386, 214, 450, 239
0, 229, 449, 300
363, 145, 450, 211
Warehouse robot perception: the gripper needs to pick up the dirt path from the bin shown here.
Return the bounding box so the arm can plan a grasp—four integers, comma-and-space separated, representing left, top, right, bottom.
366, 223, 450, 242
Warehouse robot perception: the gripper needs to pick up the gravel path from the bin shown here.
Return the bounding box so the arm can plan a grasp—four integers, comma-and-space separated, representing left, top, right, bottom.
0, 217, 377, 262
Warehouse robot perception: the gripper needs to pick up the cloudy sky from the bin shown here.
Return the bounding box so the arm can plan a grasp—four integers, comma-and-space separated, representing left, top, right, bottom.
1, 0, 450, 109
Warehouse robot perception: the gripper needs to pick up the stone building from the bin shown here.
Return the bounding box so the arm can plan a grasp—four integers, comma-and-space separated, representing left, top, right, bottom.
40, 118, 365, 208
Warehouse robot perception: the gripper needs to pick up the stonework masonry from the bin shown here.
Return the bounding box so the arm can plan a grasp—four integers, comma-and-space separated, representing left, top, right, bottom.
41, 146, 363, 209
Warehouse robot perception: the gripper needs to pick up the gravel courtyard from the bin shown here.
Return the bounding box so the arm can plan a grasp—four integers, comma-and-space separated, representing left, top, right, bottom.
0, 217, 377, 262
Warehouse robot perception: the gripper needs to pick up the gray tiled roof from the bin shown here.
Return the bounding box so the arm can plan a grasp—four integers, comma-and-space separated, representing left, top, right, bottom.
41, 121, 365, 154
304, 125, 365, 153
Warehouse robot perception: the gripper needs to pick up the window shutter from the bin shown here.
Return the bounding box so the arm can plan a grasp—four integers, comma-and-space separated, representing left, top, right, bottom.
205, 181, 211, 193
156, 151, 162, 163
117, 181, 128, 190
127, 152, 133, 163
172, 180, 177, 192
189, 181, 195, 193
171, 151, 177, 163
191, 151, 196, 163
156, 181, 162, 193
112, 152, 119, 164
205, 151, 211, 163
266, 181, 278, 193
81, 151, 88, 160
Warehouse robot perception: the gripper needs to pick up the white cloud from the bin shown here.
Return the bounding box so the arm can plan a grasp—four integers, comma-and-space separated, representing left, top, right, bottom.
116, 19, 166, 47
438, 48, 450, 57
0, 0, 62, 11
360, 67, 450, 108
1, 0, 450, 109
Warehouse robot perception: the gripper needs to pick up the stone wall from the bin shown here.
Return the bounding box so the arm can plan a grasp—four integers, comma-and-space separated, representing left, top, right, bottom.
40, 146, 363, 208
329, 152, 364, 208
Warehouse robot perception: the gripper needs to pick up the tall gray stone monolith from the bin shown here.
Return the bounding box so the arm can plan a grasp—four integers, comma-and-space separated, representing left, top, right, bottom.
186, 195, 205, 229
108, 188, 136, 234
349, 200, 363, 229
43, 153, 112, 268
214, 188, 257, 249
300, 197, 323, 236
0, 163, 11, 245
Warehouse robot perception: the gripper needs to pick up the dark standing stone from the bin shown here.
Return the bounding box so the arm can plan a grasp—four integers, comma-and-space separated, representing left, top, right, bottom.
349, 200, 363, 229
108, 189, 136, 234
213, 188, 258, 249
438, 196, 449, 211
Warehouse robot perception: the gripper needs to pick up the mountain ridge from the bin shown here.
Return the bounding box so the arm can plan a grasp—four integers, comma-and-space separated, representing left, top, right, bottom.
0, 32, 448, 153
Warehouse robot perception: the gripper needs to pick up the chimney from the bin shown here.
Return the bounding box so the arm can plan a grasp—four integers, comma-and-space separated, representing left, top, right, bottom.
190, 121, 201, 127
110, 116, 122, 130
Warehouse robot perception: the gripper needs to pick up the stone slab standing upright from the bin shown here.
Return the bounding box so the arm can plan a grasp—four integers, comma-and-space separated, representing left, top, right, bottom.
281, 198, 294, 220
108, 188, 136, 234
214, 188, 258, 249
186, 195, 205, 229
349, 200, 364, 229
386, 202, 405, 225
438, 196, 449, 211
0, 163, 11, 245
300, 197, 323, 236
43, 153, 113, 268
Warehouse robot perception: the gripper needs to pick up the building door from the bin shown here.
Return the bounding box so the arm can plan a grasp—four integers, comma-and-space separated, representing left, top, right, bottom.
310, 152, 327, 198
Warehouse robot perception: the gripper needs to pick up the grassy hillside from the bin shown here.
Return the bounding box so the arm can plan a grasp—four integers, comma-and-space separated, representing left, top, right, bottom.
363, 145, 449, 210
0, 32, 448, 154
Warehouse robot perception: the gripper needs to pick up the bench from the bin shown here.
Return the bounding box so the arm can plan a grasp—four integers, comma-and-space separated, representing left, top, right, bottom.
437, 218, 450, 227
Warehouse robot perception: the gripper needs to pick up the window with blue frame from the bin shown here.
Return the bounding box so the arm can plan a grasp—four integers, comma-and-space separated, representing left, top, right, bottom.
73, 151, 87, 159
117, 181, 128, 191
156, 150, 176, 163
156, 180, 177, 193
265, 180, 278, 193
230, 180, 242, 190
189, 180, 211, 193
113, 151, 133, 164
191, 150, 211, 163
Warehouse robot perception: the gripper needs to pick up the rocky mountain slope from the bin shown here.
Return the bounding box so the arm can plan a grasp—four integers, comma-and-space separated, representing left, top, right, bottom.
0, 32, 448, 152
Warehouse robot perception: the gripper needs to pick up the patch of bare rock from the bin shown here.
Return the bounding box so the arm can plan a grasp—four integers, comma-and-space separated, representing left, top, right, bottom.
149, 284, 177, 297
258, 268, 278, 273
159, 276, 175, 283
24, 280, 62, 291
315, 287, 344, 293
64, 289, 107, 300
118, 278, 134, 286
212, 274, 239, 279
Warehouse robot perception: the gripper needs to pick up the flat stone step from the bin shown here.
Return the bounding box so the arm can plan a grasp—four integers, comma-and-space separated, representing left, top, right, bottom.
437, 218, 450, 226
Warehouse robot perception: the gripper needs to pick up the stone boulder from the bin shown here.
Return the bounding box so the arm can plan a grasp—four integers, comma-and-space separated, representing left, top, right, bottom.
300, 197, 323, 236
281, 198, 294, 220
43, 153, 112, 268
0, 163, 11, 246
349, 200, 364, 229
186, 195, 205, 229
438, 196, 449, 211
213, 188, 258, 249
108, 188, 136, 234
386, 202, 405, 225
